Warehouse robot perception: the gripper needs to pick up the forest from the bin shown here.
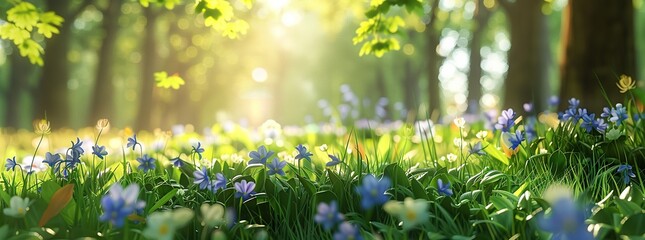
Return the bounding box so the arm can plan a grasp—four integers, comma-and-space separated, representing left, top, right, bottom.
0, 0, 644, 239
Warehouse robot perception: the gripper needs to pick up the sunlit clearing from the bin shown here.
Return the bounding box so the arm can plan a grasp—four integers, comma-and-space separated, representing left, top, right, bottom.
252, 68, 268, 82
267, 0, 289, 11
282, 11, 301, 27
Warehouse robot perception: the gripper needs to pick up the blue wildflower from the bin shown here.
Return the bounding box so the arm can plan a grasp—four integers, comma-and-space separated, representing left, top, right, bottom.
437, 179, 453, 197
314, 201, 344, 231
248, 146, 273, 165
568, 98, 580, 109
295, 144, 313, 162
99, 183, 146, 228
537, 198, 593, 240
326, 154, 342, 167
594, 118, 607, 133
469, 142, 485, 156
334, 222, 363, 240
193, 167, 210, 190
5, 157, 18, 171
523, 103, 533, 113
234, 180, 256, 201
127, 134, 139, 151
170, 157, 184, 167
561, 108, 578, 122
495, 108, 516, 132
92, 145, 108, 159
136, 154, 156, 173
43, 152, 61, 167
211, 173, 227, 192
192, 142, 205, 160
355, 174, 391, 209
580, 112, 596, 133
508, 130, 524, 150
617, 164, 636, 185
70, 137, 84, 159
601, 107, 611, 118
610, 103, 628, 126
549, 96, 559, 108
267, 158, 287, 176
525, 117, 538, 143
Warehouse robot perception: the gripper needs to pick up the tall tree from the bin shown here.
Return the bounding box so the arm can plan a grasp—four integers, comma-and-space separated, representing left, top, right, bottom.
498, 0, 551, 112
136, 6, 159, 130
466, 0, 491, 114
38, 0, 92, 128
559, 0, 636, 112
88, 0, 123, 125
6, 48, 36, 129
425, 0, 442, 118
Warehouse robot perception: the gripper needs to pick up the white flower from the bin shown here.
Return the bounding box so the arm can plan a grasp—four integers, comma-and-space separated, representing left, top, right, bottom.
453, 138, 465, 149
319, 144, 328, 152
21, 156, 46, 173
3, 196, 30, 218
453, 117, 466, 128
143, 208, 194, 240
201, 203, 226, 227
383, 197, 428, 230
446, 153, 457, 162
476, 130, 489, 139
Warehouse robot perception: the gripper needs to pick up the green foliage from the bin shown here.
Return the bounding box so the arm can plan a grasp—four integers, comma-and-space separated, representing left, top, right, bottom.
0, 1, 64, 65
195, 0, 250, 39
154, 71, 185, 89
353, 0, 423, 57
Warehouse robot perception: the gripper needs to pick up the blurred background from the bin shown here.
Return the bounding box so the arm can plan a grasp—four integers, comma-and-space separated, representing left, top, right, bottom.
0, 0, 643, 130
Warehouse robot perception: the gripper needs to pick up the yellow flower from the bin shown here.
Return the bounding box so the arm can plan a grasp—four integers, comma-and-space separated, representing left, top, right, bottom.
33, 119, 51, 135
617, 75, 636, 93
96, 118, 110, 132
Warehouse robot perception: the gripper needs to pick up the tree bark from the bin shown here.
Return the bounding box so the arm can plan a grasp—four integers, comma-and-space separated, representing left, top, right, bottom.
559, 0, 635, 112
425, 0, 442, 118
136, 7, 158, 131
466, 0, 491, 114
500, 0, 551, 113
88, 0, 123, 125
6, 49, 33, 129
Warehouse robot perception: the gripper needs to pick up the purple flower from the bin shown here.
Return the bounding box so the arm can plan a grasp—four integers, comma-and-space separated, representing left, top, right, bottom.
43, 152, 61, 167
295, 144, 313, 162
437, 179, 453, 197
549, 96, 559, 108
355, 174, 391, 209
170, 157, 184, 167
334, 222, 363, 240
194, 167, 210, 190
314, 201, 344, 231
617, 164, 636, 185
5, 157, 18, 171
126, 134, 139, 151
469, 142, 485, 156
192, 142, 205, 160
136, 154, 155, 173
326, 154, 342, 167
92, 145, 108, 159
248, 146, 273, 165
267, 158, 287, 176
69, 137, 84, 159
495, 108, 516, 132
99, 183, 146, 228
537, 198, 593, 240
609, 103, 628, 126
523, 103, 533, 113
580, 112, 596, 133
594, 118, 607, 133
211, 173, 227, 192
509, 130, 525, 150
568, 98, 580, 109
234, 180, 256, 201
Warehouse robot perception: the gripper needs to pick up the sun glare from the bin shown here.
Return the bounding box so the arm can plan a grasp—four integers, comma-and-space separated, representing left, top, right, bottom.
252, 67, 268, 82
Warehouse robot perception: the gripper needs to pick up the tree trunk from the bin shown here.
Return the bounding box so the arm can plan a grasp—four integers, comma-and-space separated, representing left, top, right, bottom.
466, 0, 491, 114
559, 0, 635, 112
425, 0, 442, 119
88, 0, 122, 125
500, 0, 551, 113
136, 7, 158, 131
403, 56, 419, 116
6, 49, 33, 129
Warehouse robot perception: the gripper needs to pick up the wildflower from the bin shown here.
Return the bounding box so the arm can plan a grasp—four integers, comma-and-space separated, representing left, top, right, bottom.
70, 137, 84, 159
5, 157, 18, 171
319, 144, 328, 152
469, 142, 485, 156
446, 153, 457, 162
334, 222, 363, 240
580, 112, 596, 133
33, 119, 51, 135
508, 130, 525, 150
170, 157, 184, 167
92, 145, 108, 159
383, 197, 429, 230
137, 154, 156, 173
617, 74, 636, 93
314, 201, 344, 231
201, 203, 226, 227
568, 98, 580, 109
234, 180, 256, 201
21, 156, 46, 174
561, 108, 579, 122
617, 164, 636, 185
437, 179, 453, 197
142, 208, 194, 240
127, 134, 139, 151
96, 118, 110, 131
525, 117, 538, 143
211, 173, 227, 192
194, 167, 210, 190
609, 103, 628, 126
523, 103, 533, 113
267, 158, 287, 176
295, 144, 313, 162
43, 152, 61, 167
495, 108, 516, 132
326, 154, 342, 167
476, 130, 488, 139
248, 145, 273, 165
549, 96, 559, 108
355, 174, 391, 209
453, 117, 465, 128
537, 197, 593, 240
192, 142, 205, 160
594, 118, 608, 133
3, 196, 30, 218
99, 183, 146, 227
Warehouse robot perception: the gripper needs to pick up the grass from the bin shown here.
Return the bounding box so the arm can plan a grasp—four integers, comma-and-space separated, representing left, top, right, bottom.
0, 97, 644, 240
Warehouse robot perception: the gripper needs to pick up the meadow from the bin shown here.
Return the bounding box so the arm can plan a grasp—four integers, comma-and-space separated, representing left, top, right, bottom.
0, 79, 644, 240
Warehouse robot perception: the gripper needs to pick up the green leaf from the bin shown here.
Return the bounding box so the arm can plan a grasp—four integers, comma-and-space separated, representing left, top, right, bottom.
620, 213, 645, 235
7, 2, 39, 31
383, 163, 410, 188
148, 189, 178, 213
37, 12, 64, 38
19, 39, 44, 66
40, 181, 76, 225
376, 134, 391, 160
614, 199, 642, 216
154, 71, 185, 89
0, 23, 31, 45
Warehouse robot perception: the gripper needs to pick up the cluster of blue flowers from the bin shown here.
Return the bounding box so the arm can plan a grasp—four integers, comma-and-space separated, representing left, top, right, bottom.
99, 183, 146, 228
193, 167, 227, 193
559, 98, 608, 134
314, 201, 362, 240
